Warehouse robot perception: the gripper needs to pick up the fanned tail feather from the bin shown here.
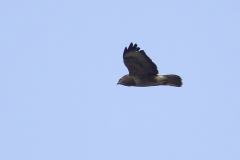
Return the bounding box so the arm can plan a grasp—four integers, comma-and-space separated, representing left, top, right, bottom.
163, 74, 182, 87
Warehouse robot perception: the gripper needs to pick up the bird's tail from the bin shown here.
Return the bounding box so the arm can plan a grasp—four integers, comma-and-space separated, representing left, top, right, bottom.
162, 74, 182, 87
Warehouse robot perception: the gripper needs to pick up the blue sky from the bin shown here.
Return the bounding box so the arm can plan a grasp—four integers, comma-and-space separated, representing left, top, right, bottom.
1, 0, 240, 160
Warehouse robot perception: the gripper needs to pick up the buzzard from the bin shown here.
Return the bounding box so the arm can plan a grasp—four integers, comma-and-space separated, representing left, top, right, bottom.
117, 43, 182, 87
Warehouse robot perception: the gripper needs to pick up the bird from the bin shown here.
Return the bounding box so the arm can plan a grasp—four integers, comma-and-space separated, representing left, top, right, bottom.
117, 42, 182, 87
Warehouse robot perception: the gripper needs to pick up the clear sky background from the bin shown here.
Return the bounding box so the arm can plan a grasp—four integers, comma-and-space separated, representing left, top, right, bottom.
1, 0, 240, 160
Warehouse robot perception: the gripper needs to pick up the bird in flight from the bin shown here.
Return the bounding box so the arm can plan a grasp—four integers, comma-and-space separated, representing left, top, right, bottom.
117, 43, 182, 87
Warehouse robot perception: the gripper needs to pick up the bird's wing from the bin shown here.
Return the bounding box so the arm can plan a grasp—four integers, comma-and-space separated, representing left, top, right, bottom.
123, 43, 158, 76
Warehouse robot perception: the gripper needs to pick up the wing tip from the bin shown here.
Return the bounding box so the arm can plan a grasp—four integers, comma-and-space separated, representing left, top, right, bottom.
123, 42, 140, 55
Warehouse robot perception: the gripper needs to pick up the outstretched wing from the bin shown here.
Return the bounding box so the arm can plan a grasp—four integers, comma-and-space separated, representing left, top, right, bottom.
123, 42, 158, 76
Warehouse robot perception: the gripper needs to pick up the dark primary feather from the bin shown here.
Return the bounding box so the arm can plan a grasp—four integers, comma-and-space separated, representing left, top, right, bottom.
123, 42, 159, 76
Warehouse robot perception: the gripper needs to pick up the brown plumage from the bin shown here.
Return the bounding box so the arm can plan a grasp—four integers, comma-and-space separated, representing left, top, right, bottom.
117, 43, 183, 87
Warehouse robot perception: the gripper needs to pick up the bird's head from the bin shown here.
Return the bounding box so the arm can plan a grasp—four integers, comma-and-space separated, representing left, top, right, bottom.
117, 75, 136, 86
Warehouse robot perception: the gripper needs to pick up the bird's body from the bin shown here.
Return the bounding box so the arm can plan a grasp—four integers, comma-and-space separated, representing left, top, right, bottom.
119, 74, 181, 87
117, 43, 183, 87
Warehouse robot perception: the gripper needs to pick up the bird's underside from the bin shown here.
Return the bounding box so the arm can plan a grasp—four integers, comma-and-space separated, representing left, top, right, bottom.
117, 43, 183, 87
118, 74, 182, 87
